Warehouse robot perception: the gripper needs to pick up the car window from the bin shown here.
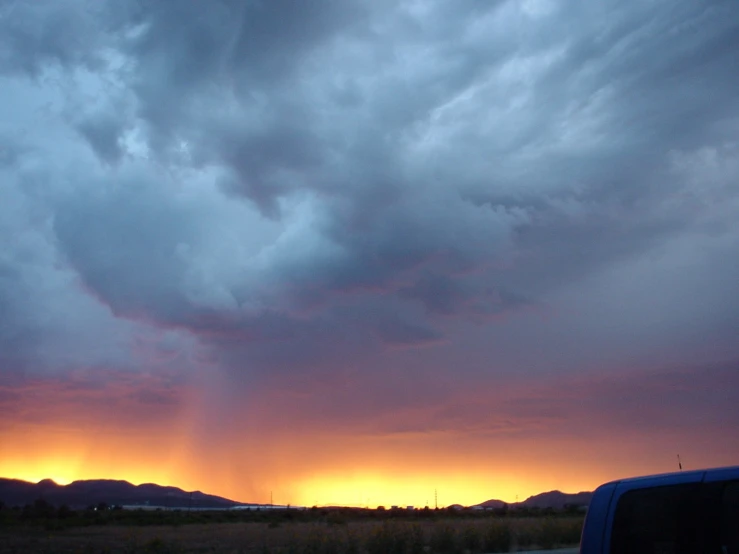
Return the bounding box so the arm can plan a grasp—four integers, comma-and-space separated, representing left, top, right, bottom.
722, 481, 739, 554
611, 483, 701, 554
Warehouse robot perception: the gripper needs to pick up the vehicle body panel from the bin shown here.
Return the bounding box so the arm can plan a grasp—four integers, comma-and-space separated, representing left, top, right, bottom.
579, 482, 617, 554
579, 465, 739, 554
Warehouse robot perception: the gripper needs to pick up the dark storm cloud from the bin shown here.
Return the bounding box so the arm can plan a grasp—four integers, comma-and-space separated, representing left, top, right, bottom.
503, 359, 739, 437
249, 358, 739, 440
73, 112, 128, 165
375, 318, 444, 348
52, 172, 198, 321
0, 263, 37, 369
400, 272, 531, 319
1, 0, 739, 383
0, 368, 189, 430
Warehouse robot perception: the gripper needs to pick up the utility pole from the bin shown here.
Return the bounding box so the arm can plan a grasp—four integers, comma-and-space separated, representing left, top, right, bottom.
434, 489, 438, 510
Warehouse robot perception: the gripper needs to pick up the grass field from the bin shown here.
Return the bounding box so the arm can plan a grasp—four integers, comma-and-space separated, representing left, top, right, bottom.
0, 511, 584, 554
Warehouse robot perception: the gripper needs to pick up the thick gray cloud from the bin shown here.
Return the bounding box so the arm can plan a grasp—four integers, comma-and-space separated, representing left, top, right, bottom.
1, 0, 738, 394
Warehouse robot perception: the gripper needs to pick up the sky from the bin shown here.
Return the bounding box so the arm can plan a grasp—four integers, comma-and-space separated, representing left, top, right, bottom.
1, 0, 738, 509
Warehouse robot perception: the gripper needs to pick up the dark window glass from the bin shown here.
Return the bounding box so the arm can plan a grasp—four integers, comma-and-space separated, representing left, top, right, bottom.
722, 481, 739, 554
611, 483, 701, 554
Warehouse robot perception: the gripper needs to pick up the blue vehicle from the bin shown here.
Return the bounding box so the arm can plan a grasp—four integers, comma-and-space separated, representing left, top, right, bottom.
580, 465, 739, 554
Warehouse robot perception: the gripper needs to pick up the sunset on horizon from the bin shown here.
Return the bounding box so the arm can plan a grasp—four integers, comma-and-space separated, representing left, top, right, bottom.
1, 0, 738, 517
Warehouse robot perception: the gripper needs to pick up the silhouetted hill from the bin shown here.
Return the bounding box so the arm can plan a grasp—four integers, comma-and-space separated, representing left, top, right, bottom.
475, 490, 593, 510
1, 477, 594, 511
518, 490, 592, 509
475, 498, 508, 509
0, 478, 243, 509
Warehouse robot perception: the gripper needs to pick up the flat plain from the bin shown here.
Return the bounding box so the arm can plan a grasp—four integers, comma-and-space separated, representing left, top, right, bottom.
0, 512, 584, 553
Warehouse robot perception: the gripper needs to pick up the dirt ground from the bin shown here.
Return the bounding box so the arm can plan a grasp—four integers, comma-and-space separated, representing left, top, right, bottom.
0, 517, 583, 553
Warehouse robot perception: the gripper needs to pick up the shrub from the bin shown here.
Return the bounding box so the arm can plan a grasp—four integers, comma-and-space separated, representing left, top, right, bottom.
144, 537, 170, 553
460, 524, 482, 553
483, 521, 512, 553
325, 511, 347, 526
408, 524, 425, 554
366, 522, 410, 554
429, 523, 458, 554
341, 529, 361, 554
534, 517, 583, 549
309, 533, 330, 554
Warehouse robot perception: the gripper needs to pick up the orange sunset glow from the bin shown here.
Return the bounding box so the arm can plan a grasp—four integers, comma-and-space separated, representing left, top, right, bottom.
0, 427, 615, 507
3, 364, 738, 508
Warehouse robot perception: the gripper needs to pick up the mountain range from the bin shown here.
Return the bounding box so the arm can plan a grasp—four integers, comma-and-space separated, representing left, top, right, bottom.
0, 477, 593, 510
0, 478, 243, 509
475, 490, 593, 510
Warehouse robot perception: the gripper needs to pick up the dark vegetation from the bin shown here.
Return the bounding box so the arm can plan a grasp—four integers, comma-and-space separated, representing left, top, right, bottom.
0, 499, 584, 553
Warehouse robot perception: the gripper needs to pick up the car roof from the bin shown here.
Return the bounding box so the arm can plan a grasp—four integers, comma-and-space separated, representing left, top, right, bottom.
600, 465, 739, 487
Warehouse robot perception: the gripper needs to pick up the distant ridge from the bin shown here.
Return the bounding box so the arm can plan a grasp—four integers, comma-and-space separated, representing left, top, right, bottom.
475, 498, 508, 509
475, 490, 593, 510
1, 477, 594, 510
0, 478, 244, 509
516, 490, 593, 509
